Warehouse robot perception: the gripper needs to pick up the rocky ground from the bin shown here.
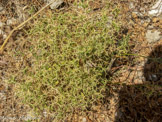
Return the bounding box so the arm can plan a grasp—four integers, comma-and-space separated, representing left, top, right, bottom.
0, 0, 161, 121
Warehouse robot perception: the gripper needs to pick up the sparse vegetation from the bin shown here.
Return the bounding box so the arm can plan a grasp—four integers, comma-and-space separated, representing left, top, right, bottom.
1, 0, 161, 121
7, 1, 129, 120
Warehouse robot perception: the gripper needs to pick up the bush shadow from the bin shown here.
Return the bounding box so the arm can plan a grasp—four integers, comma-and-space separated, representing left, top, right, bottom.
115, 45, 162, 122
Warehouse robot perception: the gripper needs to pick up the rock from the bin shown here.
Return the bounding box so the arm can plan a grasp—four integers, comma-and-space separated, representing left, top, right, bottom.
45, 0, 63, 9
146, 30, 161, 43
148, 0, 162, 16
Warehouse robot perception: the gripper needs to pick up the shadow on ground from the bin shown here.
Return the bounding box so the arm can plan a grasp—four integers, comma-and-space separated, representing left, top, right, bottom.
115, 45, 162, 122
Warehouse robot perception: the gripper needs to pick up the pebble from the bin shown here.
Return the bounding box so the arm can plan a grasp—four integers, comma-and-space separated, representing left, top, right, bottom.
6, 18, 17, 26
145, 30, 161, 43
43, 110, 47, 117
82, 117, 87, 122
45, 0, 63, 9
0, 6, 3, 11
0, 29, 4, 35
0, 29, 7, 39
6, 19, 13, 25
129, 2, 134, 9
0, 21, 4, 27
3, 34, 7, 39
149, 74, 158, 82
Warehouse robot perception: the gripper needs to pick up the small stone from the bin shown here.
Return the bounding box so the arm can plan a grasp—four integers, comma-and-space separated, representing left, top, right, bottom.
149, 74, 158, 81
0, 21, 4, 27
51, 0, 63, 9
152, 17, 159, 23
0, 29, 4, 35
82, 117, 87, 122
6, 19, 12, 25
146, 30, 161, 43
6, 18, 17, 25
43, 110, 47, 117
0, 6, 3, 11
45, 0, 63, 9
3, 34, 7, 39
129, 2, 134, 9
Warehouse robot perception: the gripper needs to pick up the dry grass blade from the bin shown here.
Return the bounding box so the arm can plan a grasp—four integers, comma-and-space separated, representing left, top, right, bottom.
0, 1, 57, 53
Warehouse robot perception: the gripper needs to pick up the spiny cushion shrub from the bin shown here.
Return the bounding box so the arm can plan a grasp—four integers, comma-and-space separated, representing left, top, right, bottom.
10, 2, 129, 120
